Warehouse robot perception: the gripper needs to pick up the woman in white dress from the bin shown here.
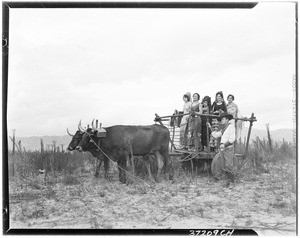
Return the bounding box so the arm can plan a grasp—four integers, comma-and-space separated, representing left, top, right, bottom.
226, 94, 243, 142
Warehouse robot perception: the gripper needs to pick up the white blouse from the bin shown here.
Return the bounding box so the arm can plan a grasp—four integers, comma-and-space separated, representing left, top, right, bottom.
211, 119, 236, 145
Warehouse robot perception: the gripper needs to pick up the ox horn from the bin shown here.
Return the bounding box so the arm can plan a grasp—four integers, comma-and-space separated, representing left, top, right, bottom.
78, 120, 85, 132
66, 128, 74, 136
91, 119, 96, 130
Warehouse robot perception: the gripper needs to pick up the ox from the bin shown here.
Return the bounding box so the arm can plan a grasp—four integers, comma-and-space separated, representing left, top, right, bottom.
67, 125, 110, 179
75, 121, 174, 184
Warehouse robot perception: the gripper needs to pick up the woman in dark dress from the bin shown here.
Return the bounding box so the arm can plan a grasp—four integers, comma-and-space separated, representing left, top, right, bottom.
187, 93, 203, 151
209, 91, 226, 151
201, 96, 211, 150
211, 91, 227, 115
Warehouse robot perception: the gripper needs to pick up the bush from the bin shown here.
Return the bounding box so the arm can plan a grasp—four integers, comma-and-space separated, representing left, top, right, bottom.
8, 148, 95, 187
62, 175, 81, 185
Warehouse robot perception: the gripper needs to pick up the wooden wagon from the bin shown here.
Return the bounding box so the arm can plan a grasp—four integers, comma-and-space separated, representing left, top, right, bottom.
154, 111, 257, 174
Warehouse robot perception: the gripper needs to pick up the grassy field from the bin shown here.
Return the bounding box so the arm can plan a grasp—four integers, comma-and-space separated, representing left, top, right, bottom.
6, 137, 297, 235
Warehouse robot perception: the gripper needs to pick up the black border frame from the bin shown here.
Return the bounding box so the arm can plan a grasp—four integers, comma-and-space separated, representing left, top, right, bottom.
2, 1, 297, 236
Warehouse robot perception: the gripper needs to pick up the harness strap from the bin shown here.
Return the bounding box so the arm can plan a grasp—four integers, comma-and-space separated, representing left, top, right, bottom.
85, 132, 152, 186
221, 122, 230, 134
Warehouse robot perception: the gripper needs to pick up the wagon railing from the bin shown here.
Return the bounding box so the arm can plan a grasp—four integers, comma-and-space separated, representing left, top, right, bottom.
154, 111, 257, 162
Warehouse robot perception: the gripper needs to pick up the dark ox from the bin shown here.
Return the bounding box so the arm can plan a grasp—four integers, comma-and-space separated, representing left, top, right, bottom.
76, 124, 174, 184
67, 128, 110, 179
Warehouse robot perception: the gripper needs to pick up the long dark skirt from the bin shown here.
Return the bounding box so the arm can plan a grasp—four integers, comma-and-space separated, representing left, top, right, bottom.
188, 116, 202, 150
201, 117, 211, 147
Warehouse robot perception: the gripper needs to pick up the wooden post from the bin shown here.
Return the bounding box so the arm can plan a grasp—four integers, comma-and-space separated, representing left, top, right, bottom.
171, 113, 176, 152
53, 141, 56, 153
234, 119, 237, 154
155, 113, 177, 151
169, 138, 177, 151
243, 113, 255, 160
12, 130, 15, 155
18, 140, 22, 152
12, 129, 16, 177
190, 159, 194, 177
130, 143, 135, 176
206, 116, 210, 156
40, 139, 44, 154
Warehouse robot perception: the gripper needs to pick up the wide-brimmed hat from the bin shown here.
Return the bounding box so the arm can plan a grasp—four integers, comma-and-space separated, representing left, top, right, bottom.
210, 113, 221, 121
220, 112, 233, 120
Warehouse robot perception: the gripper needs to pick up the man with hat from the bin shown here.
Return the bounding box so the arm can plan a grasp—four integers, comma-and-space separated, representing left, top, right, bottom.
207, 112, 236, 186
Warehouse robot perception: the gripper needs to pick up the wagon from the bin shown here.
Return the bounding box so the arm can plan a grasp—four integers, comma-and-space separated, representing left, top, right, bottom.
154, 111, 257, 174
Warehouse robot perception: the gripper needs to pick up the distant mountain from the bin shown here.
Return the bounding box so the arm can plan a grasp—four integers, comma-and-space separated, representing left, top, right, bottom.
241, 127, 293, 143
7, 128, 293, 152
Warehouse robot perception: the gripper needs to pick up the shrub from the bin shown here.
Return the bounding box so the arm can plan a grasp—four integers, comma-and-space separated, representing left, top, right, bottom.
62, 175, 81, 185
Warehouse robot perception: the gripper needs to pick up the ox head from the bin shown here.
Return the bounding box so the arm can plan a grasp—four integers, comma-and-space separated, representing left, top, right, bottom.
75, 119, 105, 152
67, 120, 87, 151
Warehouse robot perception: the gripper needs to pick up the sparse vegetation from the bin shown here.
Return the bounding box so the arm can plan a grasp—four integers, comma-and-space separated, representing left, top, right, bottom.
7, 129, 296, 234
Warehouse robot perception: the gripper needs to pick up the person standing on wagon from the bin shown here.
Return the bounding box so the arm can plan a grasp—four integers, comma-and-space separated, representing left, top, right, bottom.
211, 91, 227, 115
226, 94, 243, 142
207, 112, 236, 186
188, 93, 203, 151
201, 96, 211, 151
210, 91, 227, 150
179, 92, 192, 149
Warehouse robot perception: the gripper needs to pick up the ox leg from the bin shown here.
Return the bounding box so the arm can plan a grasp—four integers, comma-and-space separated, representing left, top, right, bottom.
117, 158, 127, 184
150, 155, 159, 182
161, 149, 174, 180
95, 158, 102, 178
145, 156, 155, 183
154, 151, 164, 181
126, 155, 135, 176
104, 157, 109, 180
131, 156, 135, 176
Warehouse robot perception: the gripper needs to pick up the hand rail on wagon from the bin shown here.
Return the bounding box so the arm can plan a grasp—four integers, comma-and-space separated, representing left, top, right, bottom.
154, 111, 257, 163
154, 112, 257, 123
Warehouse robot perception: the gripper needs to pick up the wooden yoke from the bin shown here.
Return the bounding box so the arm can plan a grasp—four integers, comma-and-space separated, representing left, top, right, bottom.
95, 122, 107, 149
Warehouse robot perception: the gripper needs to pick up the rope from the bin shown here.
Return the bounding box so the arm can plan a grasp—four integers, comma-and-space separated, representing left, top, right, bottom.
178, 153, 193, 162
85, 133, 152, 186
179, 151, 202, 162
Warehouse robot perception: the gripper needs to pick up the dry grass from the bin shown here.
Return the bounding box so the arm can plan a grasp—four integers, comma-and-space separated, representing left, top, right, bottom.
9, 157, 296, 233
7, 130, 296, 234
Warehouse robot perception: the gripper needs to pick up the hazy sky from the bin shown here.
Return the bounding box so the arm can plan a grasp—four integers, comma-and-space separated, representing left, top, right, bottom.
7, 2, 296, 137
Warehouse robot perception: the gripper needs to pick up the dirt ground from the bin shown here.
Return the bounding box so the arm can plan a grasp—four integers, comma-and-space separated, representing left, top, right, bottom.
8, 158, 296, 236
